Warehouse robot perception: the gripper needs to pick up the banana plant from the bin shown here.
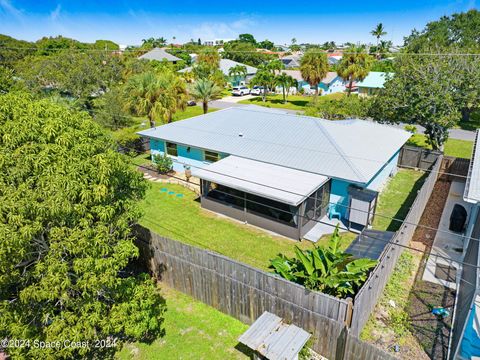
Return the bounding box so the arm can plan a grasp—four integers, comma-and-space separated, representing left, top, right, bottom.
269, 226, 377, 298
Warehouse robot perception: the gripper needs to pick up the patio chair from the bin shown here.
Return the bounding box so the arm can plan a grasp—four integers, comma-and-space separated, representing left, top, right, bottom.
328, 204, 341, 220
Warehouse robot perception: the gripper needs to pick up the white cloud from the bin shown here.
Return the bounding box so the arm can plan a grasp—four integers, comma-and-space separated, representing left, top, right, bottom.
190, 17, 257, 41
0, 0, 23, 20
50, 4, 61, 21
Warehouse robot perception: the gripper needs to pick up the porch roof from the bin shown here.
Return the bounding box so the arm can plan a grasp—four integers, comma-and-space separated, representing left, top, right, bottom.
192, 155, 329, 206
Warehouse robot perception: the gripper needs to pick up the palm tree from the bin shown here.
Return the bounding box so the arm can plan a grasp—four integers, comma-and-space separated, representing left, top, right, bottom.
124, 71, 187, 127
337, 47, 373, 96
300, 49, 329, 98
197, 48, 220, 69
189, 78, 222, 114
250, 69, 274, 102
275, 72, 296, 103
228, 65, 247, 86
371, 23, 387, 58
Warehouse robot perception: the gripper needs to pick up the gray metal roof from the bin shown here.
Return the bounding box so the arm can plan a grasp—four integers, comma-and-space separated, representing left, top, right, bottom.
138, 48, 181, 62
138, 107, 411, 184
179, 58, 257, 76
238, 312, 311, 360
192, 156, 329, 205
464, 130, 480, 203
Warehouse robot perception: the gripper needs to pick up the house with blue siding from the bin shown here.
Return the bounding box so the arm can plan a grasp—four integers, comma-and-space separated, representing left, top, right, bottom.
277, 71, 346, 96
138, 107, 410, 240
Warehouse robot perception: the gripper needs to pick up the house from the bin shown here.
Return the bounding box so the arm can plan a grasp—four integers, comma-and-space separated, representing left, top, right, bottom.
276, 70, 346, 95
179, 59, 257, 85
280, 54, 302, 69
203, 39, 234, 46
138, 107, 410, 240
138, 48, 181, 63
449, 130, 480, 359
356, 72, 391, 97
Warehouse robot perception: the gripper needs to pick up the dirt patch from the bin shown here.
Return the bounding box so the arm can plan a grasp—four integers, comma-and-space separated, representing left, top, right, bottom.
137, 165, 173, 179
407, 177, 454, 360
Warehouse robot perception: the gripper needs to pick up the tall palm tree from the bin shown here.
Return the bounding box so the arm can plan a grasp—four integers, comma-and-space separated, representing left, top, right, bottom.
300, 50, 328, 98
275, 72, 296, 103
337, 48, 373, 96
124, 71, 187, 127
371, 23, 387, 58
228, 65, 247, 86
189, 78, 222, 114
250, 69, 274, 102
197, 48, 221, 69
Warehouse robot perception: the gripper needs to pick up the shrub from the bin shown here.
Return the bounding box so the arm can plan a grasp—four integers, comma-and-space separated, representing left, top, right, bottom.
153, 153, 173, 173
305, 95, 372, 120
112, 126, 144, 154
404, 124, 417, 134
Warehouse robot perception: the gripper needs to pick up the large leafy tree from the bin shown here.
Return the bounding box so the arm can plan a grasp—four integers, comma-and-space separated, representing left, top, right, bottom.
16, 51, 123, 106
196, 47, 221, 69
270, 227, 377, 298
223, 41, 272, 66
124, 71, 187, 127
0, 34, 36, 67
300, 49, 329, 97
93, 87, 132, 129
189, 78, 222, 114
404, 10, 480, 52
336, 48, 372, 96
0, 93, 165, 359
370, 54, 460, 149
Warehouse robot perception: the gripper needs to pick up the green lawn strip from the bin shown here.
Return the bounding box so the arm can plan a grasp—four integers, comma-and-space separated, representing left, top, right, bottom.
117, 285, 251, 360
238, 93, 344, 111
172, 106, 218, 121
372, 169, 427, 232
406, 134, 473, 159
139, 182, 358, 271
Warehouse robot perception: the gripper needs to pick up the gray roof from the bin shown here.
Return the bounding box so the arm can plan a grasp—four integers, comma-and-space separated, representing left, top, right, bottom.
138, 48, 181, 62
238, 312, 311, 360
192, 155, 329, 205
322, 71, 340, 85
138, 107, 410, 184
179, 58, 257, 76
464, 130, 480, 203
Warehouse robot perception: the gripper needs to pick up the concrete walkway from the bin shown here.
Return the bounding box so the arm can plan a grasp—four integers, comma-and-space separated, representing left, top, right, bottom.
422, 180, 474, 289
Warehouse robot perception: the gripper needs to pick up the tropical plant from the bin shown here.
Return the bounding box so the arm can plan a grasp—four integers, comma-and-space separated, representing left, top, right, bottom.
124, 71, 187, 127
300, 49, 329, 97
0, 93, 165, 359
250, 69, 274, 102
269, 226, 377, 298
228, 65, 248, 86
93, 87, 132, 129
275, 72, 297, 103
141, 37, 167, 48
197, 47, 221, 69
153, 153, 173, 173
371, 23, 387, 58
189, 78, 223, 114
337, 48, 373, 96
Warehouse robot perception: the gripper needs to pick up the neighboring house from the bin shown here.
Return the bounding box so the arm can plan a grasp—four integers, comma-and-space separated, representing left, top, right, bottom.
138, 107, 410, 240
179, 59, 257, 85
356, 72, 391, 97
449, 130, 480, 359
327, 54, 342, 65
280, 54, 302, 69
275, 70, 346, 95
138, 47, 181, 64
203, 39, 234, 46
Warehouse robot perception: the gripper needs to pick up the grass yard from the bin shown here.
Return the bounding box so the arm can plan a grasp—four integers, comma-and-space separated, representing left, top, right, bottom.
406, 134, 474, 159
172, 106, 218, 121
118, 285, 251, 360
372, 169, 427, 232
238, 93, 344, 111
138, 182, 356, 270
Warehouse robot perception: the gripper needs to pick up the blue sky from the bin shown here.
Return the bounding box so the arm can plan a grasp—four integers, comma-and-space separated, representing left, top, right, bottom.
0, 0, 477, 46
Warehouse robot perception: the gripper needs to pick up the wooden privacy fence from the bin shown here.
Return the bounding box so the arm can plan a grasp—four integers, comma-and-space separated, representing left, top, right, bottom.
349, 155, 443, 336
134, 226, 397, 360
441, 156, 470, 181
398, 145, 442, 170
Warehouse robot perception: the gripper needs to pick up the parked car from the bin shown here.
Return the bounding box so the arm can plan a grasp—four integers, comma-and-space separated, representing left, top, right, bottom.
232, 86, 250, 96
187, 100, 196, 106
250, 86, 265, 96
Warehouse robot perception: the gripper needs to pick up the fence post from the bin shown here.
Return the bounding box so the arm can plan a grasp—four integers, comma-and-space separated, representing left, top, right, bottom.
344, 297, 353, 328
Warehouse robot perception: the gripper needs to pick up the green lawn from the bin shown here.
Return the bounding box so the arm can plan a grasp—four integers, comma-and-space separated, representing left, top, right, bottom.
138, 182, 357, 270
238, 93, 344, 111
172, 106, 218, 121
117, 286, 250, 360
372, 169, 427, 232
406, 134, 474, 159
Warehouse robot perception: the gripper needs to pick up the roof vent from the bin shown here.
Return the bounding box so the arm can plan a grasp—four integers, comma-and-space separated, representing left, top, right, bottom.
238, 132, 243, 137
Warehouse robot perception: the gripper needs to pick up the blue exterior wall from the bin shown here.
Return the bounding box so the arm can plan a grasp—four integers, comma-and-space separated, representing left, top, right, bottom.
149, 138, 228, 172
366, 150, 400, 191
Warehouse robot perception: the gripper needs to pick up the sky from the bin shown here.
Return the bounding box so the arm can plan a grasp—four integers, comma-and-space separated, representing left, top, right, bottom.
0, 0, 477, 46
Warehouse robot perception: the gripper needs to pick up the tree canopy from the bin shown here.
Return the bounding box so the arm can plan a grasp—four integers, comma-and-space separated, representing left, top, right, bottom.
0, 93, 165, 359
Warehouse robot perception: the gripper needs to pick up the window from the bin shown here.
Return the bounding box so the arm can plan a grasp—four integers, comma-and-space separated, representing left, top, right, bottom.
204, 150, 220, 162
166, 142, 177, 157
